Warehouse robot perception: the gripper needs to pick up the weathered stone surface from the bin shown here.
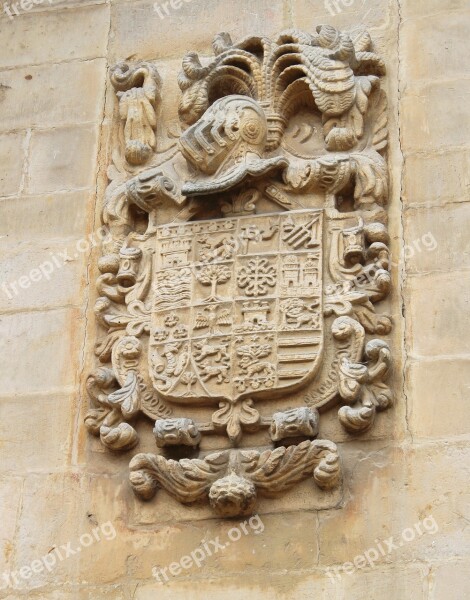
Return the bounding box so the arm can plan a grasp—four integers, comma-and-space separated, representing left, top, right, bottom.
27, 126, 99, 194
401, 79, 470, 153
405, 272, 470, 357
0, 309, 84, 395
0, 191, 92, 243
109, 0, 286, 60
11, 472, 87, 589
0, 60, 106, 132
401, 10, 470, 81
403, 203, 470, 274
432, 560, 470, 599
0, 132, 25, 197
0, 241, 87, 312
292, 0, 394, 29
0, 394, 74, 473
407, 358, 470, 439
76, 496, 320, 584
1, 589, 126, 600
402, 0, 469, 18
318, 441, 470, 566
0, 477, 23, 573
403, 150, 470, 207
0, 5, 109, 69
132, 565, 428, 599
399, 442, 470, 562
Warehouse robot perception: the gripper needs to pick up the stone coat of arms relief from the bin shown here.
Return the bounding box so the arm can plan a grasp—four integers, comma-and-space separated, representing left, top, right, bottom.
85, 26, 393, 518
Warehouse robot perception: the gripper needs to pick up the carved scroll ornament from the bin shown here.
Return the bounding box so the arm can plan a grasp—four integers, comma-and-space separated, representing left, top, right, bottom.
85, 25, 393, 518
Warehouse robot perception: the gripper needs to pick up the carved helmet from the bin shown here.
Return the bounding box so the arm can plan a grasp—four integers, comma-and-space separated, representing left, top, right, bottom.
179, 95, 287, 196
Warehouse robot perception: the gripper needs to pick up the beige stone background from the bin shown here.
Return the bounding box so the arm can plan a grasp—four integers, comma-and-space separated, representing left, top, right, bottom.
0, 0, 469, 598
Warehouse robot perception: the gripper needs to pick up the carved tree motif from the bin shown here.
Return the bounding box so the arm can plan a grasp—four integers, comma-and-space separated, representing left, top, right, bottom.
196, 264, 232, 302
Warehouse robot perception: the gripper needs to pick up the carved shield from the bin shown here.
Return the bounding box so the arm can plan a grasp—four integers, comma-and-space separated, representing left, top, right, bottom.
149, 209, 324, 404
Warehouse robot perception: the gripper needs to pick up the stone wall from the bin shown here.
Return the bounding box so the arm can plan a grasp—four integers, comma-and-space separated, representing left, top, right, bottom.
0, 0, 469, 598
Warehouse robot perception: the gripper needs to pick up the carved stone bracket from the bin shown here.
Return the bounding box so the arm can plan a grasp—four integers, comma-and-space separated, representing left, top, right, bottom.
129, 439, 341, 517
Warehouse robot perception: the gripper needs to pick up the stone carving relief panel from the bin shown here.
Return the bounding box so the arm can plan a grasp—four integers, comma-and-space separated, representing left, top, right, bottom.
85, 25, 393, 518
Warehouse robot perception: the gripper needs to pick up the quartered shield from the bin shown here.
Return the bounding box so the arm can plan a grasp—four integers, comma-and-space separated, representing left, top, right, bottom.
149, 209, 324, 404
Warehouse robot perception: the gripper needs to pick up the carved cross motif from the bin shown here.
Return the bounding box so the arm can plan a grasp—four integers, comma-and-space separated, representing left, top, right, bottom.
237, 257, 277, 297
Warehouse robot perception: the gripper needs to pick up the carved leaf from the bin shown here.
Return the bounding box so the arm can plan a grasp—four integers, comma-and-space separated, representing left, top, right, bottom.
352, 152, 388, 207
108, 371, 141, 418
371, 90, 389, 152
95, 332, 123, 363
338, 357, 368, 403
338, 405, 376, 433
129, 452, 230, 502
240, 440, 341, 496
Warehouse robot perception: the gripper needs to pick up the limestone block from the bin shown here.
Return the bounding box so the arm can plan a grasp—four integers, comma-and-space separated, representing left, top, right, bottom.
125, 512, 319, 582
292, 0, 394, 30
26, 0, 107, 11
133, 565, 428, 599
432, 560, 470, 599
403, 150, 470, 207
0, 394, 74, 473
109, 0, 286, 61
318, 442, 470, 566
0, 60, 106, 132
398, 442, 470, 562
83, 475, 316, 586
401, 11, 470, 81
405, 272, 470, 357
132, 572, 336, 600
27, 126, 99, 194
403, 203, 470, 274
317, 444, 406, 565
0, 241, 87, 312
338, 564, 428, 600
0, 5, 110, 69
401, 79, 470, 153
0, 132, 25, 197
407, 358, 470, 439
0, 308, 84, 395
402, 0, 469, 18
2, 589, 126, 600
0, 191, 92, 244
0, 478, 23, 573
12, 473, 87, 589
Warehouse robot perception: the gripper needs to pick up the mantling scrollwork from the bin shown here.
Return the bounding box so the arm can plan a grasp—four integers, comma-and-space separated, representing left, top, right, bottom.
85, 24, 393, 518
110, 62, 162, 166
